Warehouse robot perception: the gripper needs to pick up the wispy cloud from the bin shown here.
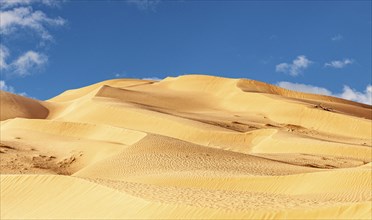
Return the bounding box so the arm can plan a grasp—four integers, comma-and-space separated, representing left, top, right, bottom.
0, 44, 10, 70
340, 85, 372, 105
12, 51, 48, 76
269, 34, 277, 40
0, 0, 61, 9
0, 1, 65, 77
113, 71, 126, 78
0, 0, 33, 9
277, 81, 372, 105
277, 81, 332, 96
0, 80, 28, 96
0, 6, 65, 40
142, 77, 162, 81
324, 59, 353, 69
127, 0, 161, 11
0, 46, 47, 76
331, 34, 343, 41
0, 80, 16, 93
275, 55, 312, 76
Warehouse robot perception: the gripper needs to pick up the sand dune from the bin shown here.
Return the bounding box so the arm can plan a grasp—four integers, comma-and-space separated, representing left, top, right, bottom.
1, 74, 371, 219
0, 91, 49, 121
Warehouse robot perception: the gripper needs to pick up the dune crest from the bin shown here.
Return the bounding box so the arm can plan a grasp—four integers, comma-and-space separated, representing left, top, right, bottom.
1, 74, 371, 219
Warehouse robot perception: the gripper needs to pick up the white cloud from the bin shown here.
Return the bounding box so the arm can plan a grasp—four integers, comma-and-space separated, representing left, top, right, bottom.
127, 0, 161, 11
0, 44, 10, 70
0, 6, 65, 40
0, 0, 60, 9
113, 71, 126, 78
277, 81, 372, 105
277, 81, 332, 96
0, 0, 33, 9
0, 1, 64, 76
0, 80, 15, 93
324, 59, 353, 69
11, 51, 48, 76
142, 77, 162, 81
331, 34, 343, 41
0, 80, 28, 96
339, 85, 372, 105
0, 45, 47, 76
39, 0, 61, 7
276, 55, 312, 76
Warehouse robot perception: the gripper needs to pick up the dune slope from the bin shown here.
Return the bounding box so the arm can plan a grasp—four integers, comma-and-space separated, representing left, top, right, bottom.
0, 91, 49, 121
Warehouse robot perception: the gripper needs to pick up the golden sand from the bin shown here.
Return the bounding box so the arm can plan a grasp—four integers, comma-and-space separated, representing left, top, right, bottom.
1, 75, 371, 219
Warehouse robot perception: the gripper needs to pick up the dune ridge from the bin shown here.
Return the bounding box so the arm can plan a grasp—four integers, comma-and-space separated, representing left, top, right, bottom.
1, 74, 371, 219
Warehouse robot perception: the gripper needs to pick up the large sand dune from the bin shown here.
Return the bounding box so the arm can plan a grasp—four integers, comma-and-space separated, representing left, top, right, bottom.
1, 74, 371, 219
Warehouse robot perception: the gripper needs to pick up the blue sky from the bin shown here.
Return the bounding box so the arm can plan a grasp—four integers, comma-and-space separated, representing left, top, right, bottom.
0, 0, 371, 104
